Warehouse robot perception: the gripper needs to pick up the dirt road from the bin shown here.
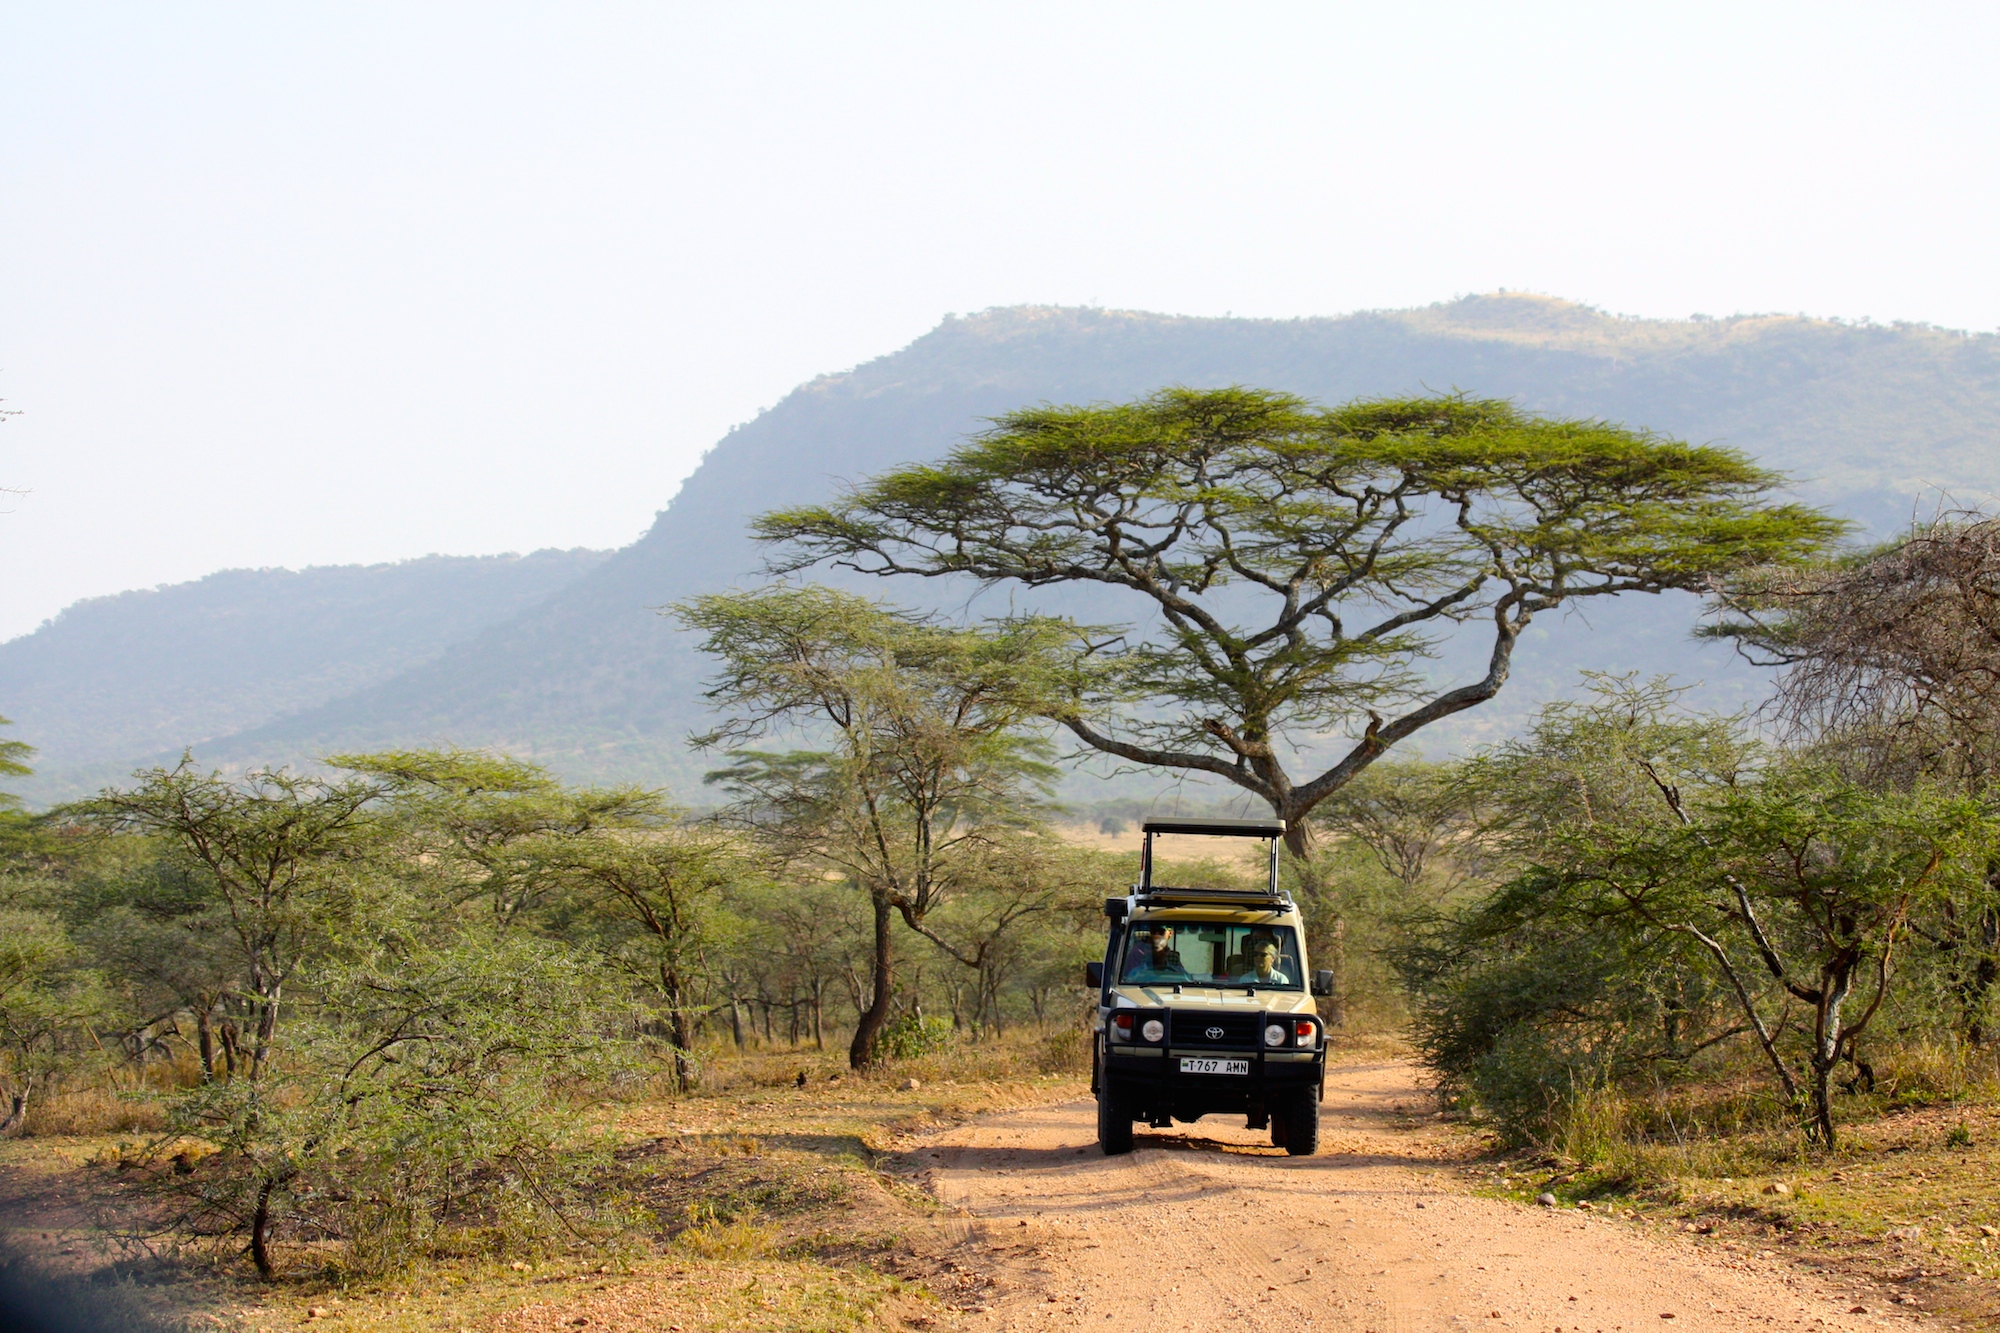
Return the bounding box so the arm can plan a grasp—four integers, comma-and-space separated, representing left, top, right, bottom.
907, 1061, 1927, 1333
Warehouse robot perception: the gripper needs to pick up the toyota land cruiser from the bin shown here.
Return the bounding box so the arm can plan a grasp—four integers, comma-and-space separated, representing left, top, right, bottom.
1084, 816, 1332, 1156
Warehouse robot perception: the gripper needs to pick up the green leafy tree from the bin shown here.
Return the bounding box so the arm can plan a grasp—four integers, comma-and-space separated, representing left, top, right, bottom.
1414, 682, 1996, 1148
0, 715, 32, 816
75, 762, 386, 1083
1713, 511, 2000, 1043
550, 818, 742, 1089
915, 835, 1108, 1035
679, 586, 1058, 1067
714, 875, 869, 1051
1313, 759, 1480, 897
757, 389, 1846, 857
0, 904, 106, 1134
162, 934, 631, 1278
333, 749, 651, 927
75, 869, 245, 1079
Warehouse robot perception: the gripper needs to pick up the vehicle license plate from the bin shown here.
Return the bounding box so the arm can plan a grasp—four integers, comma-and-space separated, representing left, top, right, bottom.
1179, 1057, 1250, 1076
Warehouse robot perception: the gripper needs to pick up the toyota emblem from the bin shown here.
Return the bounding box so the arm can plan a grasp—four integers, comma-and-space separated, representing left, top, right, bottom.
1205, 1026, 1225, 1040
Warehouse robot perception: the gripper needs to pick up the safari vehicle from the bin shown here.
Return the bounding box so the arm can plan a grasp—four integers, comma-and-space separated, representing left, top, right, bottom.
1084, 816, 1333, 1157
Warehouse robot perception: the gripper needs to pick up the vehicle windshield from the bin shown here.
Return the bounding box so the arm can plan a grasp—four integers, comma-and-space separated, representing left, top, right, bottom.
1117, 922, 1303, 989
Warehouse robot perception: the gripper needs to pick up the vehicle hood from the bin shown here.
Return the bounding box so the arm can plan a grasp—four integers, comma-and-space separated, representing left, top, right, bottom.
1109, 984, 1315, 1015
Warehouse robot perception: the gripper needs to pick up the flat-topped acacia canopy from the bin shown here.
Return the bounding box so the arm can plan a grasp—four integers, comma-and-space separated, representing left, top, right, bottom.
757, 388, 1848, 854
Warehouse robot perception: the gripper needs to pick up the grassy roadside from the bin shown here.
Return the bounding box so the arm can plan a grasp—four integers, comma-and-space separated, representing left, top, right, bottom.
1455, 1096, 2000, 1329
38, 1027, 2000, 1330
0, 1032, 1093, 1332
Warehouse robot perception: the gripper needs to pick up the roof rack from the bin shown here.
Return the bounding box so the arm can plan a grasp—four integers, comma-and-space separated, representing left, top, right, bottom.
1135, 885, 1292, 910
1140, 816, 1286, 838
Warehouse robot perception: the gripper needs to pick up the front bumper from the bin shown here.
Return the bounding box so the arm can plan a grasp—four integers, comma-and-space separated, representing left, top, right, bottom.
1102, 1041, 1323, 1123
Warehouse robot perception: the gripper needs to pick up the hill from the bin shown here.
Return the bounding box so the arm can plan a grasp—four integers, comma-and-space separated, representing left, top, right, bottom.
11, 294, 2000, 803
0, 549, 609, 801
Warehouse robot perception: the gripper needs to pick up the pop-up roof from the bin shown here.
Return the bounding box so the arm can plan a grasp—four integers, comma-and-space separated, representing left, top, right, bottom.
1140, 816, 1286, 838
1137, 815, 1287, 900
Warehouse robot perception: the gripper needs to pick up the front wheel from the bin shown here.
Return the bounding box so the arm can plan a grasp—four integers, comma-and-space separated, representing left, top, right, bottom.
1096, 1079, 1134, 1155
1274, 1085, 1320, 1157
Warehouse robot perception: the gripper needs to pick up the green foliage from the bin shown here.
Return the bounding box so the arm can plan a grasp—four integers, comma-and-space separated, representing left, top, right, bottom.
874, 1012, 955, 1060
7, 739, 1109, 1277
0, 900, 108, 1134
0, 714, 32, 815
158, 933, 639, 1277
548, 817, 746, 1090
1404, 679, 2000, 1149
680, 584, 1064, 1067
756, 387, 1848, 847
335, 747, 656, 925
73, 761, 389, 1084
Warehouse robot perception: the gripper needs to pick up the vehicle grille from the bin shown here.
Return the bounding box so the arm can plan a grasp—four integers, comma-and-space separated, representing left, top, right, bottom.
1169, 1012, 1259, 1049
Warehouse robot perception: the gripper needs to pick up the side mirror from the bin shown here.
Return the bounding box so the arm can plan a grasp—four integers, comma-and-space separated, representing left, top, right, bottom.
1103, 896, 1128, 921
1311, 969, 1335, 998
1085, 961, 1105, 989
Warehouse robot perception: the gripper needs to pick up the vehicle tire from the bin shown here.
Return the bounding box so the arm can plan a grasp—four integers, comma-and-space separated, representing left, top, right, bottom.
1275, 1086, 1320, 1157
1096, 1079, 1135, 1156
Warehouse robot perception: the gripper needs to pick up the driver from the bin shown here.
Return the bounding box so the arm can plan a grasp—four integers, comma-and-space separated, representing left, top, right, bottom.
1233, 933, 1292, 986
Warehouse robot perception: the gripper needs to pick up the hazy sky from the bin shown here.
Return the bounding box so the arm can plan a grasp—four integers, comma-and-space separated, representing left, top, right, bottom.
4, 3, 1996, 640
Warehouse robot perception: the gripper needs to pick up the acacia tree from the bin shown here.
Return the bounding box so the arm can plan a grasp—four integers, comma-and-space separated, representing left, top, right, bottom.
757, 389, 1845, 858
551, 818, 740, 1090
334, 749, 651, 928
0, 905, 104, 1135
1416, 683, 1994, 1149
0, 716, 32, 817
1714, 512, 2000, 1042
79, 763, 384, 1084
679, 586, 1057, 1067
1313, 759, 1482, 897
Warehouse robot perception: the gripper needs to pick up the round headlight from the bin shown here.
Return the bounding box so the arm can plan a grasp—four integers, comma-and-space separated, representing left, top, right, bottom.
1264, 1023, 1287, 1048
1141, 1018, 1165, 1042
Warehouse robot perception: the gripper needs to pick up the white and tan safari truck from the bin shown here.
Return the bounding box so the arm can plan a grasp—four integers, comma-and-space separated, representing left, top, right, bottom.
1084, 816, 1333, 1156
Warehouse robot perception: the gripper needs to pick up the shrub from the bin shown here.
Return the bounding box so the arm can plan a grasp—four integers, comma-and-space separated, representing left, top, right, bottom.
875, 1013, 954, 1061
143, 934, 645, 1278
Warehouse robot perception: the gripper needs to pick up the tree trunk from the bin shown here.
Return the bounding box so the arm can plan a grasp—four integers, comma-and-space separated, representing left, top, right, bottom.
0, 1083, 29, 1137
251, 1177, 279, 1279
849, 890, 895, 1069
662, 966, 697, 1092
1967, 894, 2000, 1048
812, 982, 824, 1050
196, 1004, 217, 1080
1810, 1059, 1838, 1148
249, 981, 281, 1082
728, 996, 745, 1049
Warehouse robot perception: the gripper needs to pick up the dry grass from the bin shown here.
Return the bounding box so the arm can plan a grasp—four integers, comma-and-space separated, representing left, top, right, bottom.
22, 1085, 169, 1137
1, 1025, 1097, 1333
12, 1049, 206, 1137
1455, 1048, 2000, 1329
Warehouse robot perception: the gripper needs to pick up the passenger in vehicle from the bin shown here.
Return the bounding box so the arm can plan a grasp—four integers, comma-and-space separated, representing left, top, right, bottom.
1125, 925, 1188, 979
